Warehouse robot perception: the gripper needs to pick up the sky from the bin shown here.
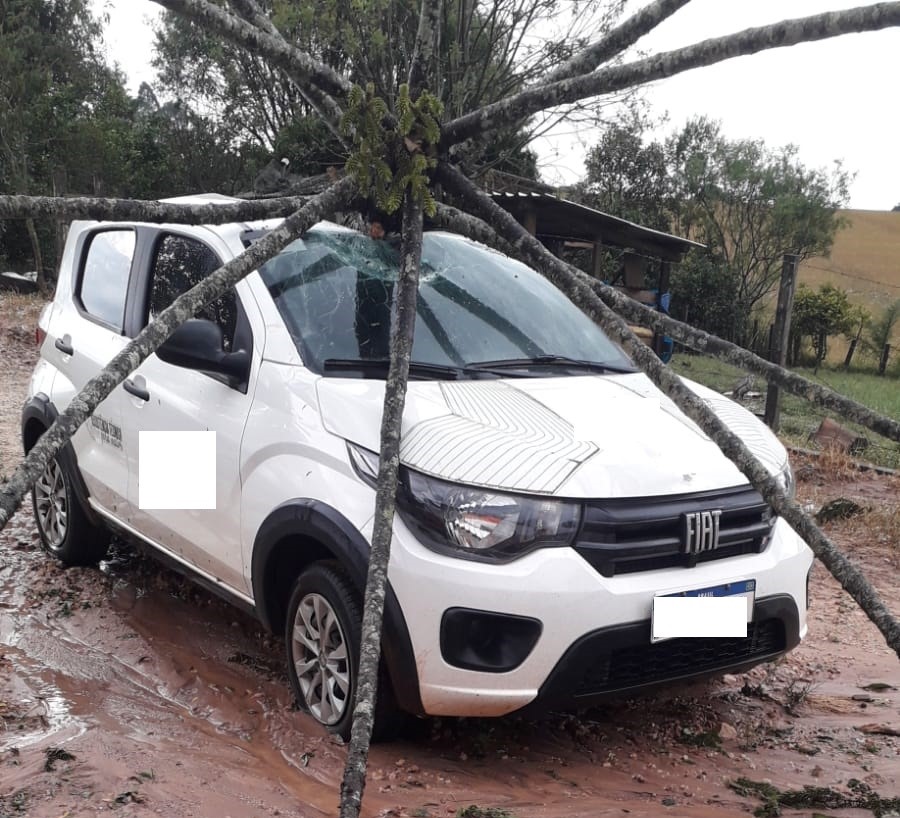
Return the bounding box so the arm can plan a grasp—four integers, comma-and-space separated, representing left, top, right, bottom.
94, 0, 900, 211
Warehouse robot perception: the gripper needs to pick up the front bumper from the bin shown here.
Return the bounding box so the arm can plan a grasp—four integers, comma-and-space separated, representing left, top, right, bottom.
522, 593, 799, 714
383, 515, 813, 717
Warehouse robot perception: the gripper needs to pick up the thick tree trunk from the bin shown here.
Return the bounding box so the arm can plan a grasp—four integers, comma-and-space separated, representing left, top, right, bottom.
0, 178, 356, 531
436, 162, 900, 658
339, 192, 424, 818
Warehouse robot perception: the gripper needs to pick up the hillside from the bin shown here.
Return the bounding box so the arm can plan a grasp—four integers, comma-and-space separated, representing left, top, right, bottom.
799, 209, 900, 313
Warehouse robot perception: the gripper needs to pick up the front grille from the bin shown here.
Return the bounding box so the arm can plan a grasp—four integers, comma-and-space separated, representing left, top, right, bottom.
574, 485, 774, 577
577, 618, 785, 695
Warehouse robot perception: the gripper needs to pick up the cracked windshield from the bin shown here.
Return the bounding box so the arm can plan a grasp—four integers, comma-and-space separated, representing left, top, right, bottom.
259, 229, 633, 375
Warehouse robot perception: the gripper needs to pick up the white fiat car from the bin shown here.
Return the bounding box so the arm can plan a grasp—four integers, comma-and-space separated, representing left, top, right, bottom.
23, 196, 813, 738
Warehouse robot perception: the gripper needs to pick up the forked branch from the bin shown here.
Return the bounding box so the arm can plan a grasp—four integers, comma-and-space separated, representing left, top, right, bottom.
150, 0, 351, 109
543, 0, 692, 83
225, 0, 349, 144
443, 2, 900, 145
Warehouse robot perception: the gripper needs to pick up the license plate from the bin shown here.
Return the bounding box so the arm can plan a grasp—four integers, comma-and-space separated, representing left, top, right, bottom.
651, 579, 756, 643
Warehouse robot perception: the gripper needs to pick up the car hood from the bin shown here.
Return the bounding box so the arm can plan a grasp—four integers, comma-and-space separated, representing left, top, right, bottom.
316, 372, 786, 498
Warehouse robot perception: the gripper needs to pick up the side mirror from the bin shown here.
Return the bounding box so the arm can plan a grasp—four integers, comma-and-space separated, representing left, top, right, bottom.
157, 318, 249, 387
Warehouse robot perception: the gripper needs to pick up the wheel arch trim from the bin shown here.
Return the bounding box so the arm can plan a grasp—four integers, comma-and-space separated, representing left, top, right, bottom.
21, 394, 101, 527
251, 499, 424, 715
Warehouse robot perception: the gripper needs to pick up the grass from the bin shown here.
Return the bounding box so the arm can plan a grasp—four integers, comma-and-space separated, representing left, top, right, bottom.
729, 777, 900, 818
670, 353, 900, 470
456, 808, 515, 818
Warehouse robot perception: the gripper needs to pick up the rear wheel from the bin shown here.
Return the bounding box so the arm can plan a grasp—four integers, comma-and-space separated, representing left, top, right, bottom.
32, 451, 109, 566
285, 563, 404, 741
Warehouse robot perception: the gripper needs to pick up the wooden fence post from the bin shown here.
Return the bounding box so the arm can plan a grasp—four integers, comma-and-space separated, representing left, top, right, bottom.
764, 254, 799, 431
843, 338, 858, 370
879, 343, 891, 376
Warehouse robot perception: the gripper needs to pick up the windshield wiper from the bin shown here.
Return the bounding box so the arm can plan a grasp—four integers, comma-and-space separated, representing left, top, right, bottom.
468, 355, 636, 374
323, 358, 483, 380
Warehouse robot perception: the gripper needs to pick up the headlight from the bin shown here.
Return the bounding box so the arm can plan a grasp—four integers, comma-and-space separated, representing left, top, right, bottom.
397, 469, 581, 562
348, 441, 380, 486
775, 461, 795, 501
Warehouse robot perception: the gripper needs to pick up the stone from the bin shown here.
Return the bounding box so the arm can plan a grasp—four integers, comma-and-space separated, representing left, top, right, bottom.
718, 722, 738, 741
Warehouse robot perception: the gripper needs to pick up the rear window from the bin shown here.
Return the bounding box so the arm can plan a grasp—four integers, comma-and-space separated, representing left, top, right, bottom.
78, 230, 136, 330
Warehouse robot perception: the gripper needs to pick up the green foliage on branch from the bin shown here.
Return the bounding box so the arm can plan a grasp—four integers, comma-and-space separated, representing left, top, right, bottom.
342, 83, 442, 215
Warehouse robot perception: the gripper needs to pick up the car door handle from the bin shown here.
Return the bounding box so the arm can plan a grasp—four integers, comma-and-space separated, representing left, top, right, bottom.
55, 338, 74, 356
124, 379, 150, 401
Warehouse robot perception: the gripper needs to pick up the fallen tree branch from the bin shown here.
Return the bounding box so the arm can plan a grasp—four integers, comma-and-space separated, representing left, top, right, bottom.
433, 201, 515, 255
590, 282, 900, 444
436, 161, 900, 658
0, 194, 311, 224
0, 178, 357, 531
151, 0, 351, 114
543, 0, 692, 82
225, 0, 348, 146
339, 191, 425, 818
442, 2, 900, 145
339, 13, 441, 816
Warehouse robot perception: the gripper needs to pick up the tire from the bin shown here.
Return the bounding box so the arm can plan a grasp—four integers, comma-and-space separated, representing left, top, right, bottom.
285, 563, 405, 741
31, 452, 110, 566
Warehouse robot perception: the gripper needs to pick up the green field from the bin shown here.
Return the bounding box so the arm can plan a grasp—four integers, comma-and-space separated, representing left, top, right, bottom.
670, 352, 900, 470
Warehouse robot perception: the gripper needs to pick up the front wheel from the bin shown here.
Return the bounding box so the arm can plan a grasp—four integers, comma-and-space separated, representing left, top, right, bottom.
285, 563, 404, 741
32, 453, 109, 566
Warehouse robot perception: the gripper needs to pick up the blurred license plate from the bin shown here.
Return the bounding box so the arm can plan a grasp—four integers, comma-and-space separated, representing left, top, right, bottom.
651, 580, 755, 643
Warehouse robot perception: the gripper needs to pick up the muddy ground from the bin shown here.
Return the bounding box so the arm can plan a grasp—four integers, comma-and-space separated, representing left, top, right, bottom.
1, 293, 898, 818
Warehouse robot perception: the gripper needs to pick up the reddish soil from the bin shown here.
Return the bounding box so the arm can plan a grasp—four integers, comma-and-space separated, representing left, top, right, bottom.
1, 294, 898, 818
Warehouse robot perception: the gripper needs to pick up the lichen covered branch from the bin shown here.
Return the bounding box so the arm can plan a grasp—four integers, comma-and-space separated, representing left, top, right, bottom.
0, 194, 314, 224
443, 2, 900, 145
339, 192, 425, 818
151, 0, 351, 115
544, 0, 693, 82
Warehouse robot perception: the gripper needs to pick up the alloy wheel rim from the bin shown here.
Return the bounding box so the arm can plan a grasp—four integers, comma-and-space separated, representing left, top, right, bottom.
34, 459, 67, 549
291, 592, 350, 725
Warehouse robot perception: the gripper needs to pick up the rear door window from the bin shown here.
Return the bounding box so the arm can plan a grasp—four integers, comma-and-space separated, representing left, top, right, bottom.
77, 230, 136, 331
